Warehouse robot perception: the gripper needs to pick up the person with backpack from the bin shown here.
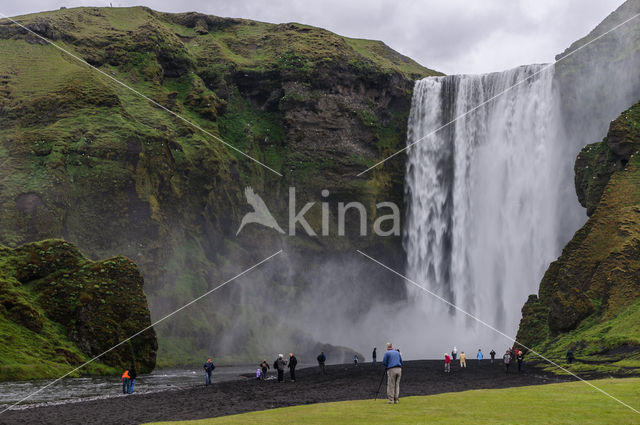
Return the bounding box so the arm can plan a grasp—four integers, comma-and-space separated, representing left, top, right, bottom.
260, 359, 270, 380
444, 352, 451, 373
490, 349, 496, 364
203, 358, 215, 386
274, 354, 287, 382
121, 369, 130, 394
288, 353, 298, 382
503, 350, 511, 374
372, 347, 377, 365
459, 351, 466, 368
317, 351, 326, 374
128, 365, 137, 394
382, 342, 402, 404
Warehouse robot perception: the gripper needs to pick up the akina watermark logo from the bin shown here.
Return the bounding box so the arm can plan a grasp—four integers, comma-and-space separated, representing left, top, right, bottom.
236, 187, 400, 237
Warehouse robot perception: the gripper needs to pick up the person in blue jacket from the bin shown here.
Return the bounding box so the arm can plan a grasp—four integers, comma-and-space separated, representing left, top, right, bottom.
477, 349, 483, 365
381, 342, 402, 404
203, 358, 215, 385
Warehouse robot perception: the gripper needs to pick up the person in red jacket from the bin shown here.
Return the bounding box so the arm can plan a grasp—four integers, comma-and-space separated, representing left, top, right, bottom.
121, 370, 130, 394
444, 353, 451, 373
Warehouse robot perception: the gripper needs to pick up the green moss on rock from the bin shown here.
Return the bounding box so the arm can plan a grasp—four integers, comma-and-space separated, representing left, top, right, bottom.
516, 100, 640, 373
0, 239, 156, 380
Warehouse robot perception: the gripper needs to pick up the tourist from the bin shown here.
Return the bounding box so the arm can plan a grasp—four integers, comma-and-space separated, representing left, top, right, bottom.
128, 366, 137, 394
275, 354, 287, 382
460, 351, 466, 368
517, 350, 524, 372
256, 368, 261, 380
382, 342, 402, 404
288, 353, 298, 382
260, 359, 270, 380
121, 369, 130, 394
566, 348, 575, 364
317, 351, 326, 374
477, 349, 483, 365
372, 347, 377, 365
444, 352, 451, 373
490, 349, 496, 364
503, 350, 511, 373
354, 354, 359, 367
203, 357, 215, 386
452, 346, 458, 361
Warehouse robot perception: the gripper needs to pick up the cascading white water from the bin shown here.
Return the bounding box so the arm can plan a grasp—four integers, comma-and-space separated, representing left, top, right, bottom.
404, 65, 579, 353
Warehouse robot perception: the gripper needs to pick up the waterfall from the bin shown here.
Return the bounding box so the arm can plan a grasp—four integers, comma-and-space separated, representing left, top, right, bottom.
404, 65, 580, 352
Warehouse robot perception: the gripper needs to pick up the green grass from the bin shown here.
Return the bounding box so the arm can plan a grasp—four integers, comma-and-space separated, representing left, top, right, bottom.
145, 378, 640, 425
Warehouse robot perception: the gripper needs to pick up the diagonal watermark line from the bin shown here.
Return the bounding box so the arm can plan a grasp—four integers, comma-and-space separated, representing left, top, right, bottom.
0, 12, 283, 177
357, 11, 640, 176
0, 249, 283, 416
356, 249, 640, 415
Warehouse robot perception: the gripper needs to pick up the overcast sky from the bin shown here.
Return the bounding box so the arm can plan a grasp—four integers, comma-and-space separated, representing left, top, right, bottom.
2, 0, 626, 74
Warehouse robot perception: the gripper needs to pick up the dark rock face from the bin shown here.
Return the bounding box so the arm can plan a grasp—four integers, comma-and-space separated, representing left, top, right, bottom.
0, 239, 157, 377
516, 101, 640, 360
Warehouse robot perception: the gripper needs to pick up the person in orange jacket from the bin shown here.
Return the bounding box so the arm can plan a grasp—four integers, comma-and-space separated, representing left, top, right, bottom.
122, 369, 130, 394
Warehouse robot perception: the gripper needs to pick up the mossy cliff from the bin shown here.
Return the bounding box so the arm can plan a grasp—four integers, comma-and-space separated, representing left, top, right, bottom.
516, 101, 640, 374
0, 239, 156, 380
0, 7, 441, 365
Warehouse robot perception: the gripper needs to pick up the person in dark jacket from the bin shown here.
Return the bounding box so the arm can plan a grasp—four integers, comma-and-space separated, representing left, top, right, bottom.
317, 351, 326, 374
566, 348, 575, 364
516, 350, 524, 372
128, 366, 137, 394
260, 359, 270, 380
288, 353, 298, 382
503, 350, 511, 374
203, 358, 215, 385
275, 354, 287, 382
490, 349, 496, 364
372, 347, 377, 365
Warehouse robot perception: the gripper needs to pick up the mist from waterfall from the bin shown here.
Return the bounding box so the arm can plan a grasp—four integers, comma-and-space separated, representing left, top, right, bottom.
403, 65, 579, 354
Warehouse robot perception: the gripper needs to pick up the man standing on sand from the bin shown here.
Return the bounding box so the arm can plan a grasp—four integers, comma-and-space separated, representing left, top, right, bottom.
382, 342, 402, 404
128, 365, 137, 394
517, 350, 524, 372
503, 350, 511, 374
288, 353, 298, 382
203, 358, 215, 386
275, 354, 287, 382
317, 351, 326, 374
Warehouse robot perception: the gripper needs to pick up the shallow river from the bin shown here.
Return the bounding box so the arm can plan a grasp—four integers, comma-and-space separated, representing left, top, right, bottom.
0, 366, 256, 409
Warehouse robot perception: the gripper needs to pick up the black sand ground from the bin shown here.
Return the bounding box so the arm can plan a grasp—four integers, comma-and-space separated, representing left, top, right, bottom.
0, 360, 578, 425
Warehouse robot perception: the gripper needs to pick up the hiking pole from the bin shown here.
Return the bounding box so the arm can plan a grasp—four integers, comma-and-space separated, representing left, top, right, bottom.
374, 368, 387, 400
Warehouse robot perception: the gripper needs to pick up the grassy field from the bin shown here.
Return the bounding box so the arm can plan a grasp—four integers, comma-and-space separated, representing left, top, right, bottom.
146, 378, 640, 425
